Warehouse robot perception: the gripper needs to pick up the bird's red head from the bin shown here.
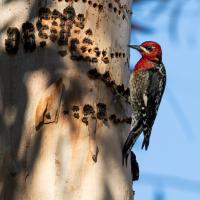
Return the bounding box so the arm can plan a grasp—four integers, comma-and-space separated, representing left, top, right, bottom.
129, 41, 162, 62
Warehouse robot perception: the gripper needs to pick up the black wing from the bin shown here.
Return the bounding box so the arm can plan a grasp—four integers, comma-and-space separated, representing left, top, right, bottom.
142, 64, 166, 150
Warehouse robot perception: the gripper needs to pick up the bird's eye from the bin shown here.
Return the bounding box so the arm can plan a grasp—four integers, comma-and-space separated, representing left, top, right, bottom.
145, 46, 153, 51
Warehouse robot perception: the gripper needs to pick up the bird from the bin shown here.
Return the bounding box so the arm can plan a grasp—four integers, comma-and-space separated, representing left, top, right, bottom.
122, 41, 166, 166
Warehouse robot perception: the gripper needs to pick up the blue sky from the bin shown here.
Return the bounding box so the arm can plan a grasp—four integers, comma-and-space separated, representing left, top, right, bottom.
130, 1, 200, 199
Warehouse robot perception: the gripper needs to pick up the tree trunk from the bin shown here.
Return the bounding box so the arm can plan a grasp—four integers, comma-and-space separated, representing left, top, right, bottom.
0, 0, 133, 199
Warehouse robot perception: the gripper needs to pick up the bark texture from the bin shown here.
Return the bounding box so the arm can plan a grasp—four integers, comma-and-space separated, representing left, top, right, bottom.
0, 0, 133, 199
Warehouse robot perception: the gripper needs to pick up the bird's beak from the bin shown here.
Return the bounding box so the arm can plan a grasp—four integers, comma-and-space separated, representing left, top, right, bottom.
128, 45, 141, 52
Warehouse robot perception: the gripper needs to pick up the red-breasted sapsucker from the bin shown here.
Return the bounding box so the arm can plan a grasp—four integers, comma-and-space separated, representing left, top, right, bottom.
123, 41, 166, 166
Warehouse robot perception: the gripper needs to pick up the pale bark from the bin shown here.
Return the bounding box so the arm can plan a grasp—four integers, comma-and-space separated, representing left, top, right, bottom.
0, 0, 133, 199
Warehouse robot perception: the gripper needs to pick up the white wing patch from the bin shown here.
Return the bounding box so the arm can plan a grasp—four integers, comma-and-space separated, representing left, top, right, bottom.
143, 93, 148, 107
131, 113, 137, 130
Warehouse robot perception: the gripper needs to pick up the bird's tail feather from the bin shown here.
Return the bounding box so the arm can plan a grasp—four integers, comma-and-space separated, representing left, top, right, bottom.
141, 129, 152, 150
122, 126, 142, 166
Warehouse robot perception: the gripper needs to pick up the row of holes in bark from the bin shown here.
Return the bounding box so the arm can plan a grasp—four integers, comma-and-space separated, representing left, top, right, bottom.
81, 46, 126, 59
61, 104, 131, 125
57, 0, 132, 18
69, 37, 128, 63
87, 69, 130, 102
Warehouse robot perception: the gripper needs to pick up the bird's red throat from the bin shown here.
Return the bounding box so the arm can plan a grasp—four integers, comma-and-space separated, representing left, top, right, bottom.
133, 57, 158, 73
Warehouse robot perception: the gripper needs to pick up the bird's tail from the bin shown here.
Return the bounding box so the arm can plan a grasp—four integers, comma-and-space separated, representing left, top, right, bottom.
141, 129, 152, 150
122, 125, 142, 166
